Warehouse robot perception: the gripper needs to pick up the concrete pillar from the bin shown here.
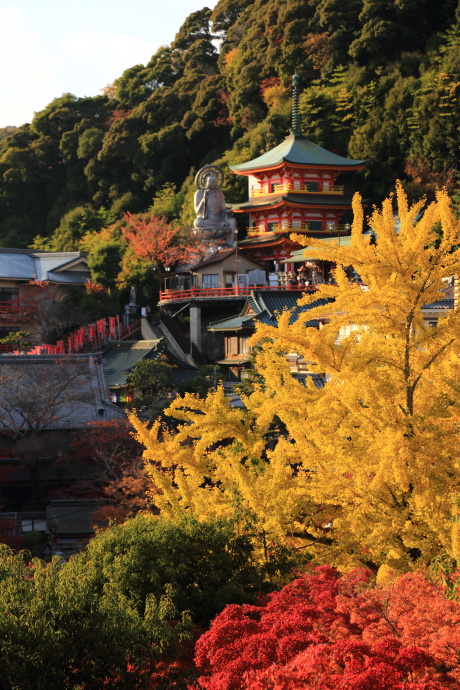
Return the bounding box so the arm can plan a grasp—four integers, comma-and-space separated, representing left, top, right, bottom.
190, 305, 202, 352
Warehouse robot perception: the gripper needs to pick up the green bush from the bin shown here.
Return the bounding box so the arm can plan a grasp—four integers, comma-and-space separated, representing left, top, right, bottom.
81, 515, 274, 625
0, 516, 302, 688
0, 543, 189, 689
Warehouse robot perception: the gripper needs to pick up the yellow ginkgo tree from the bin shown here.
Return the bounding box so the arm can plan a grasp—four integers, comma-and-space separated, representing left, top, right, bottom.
130, 184, 460, 575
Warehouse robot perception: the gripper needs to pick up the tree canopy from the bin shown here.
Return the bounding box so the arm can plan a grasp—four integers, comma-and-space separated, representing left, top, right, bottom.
0, 0, 458, 252
0, 540, 190, 689
130, 185, 460, 575
195, 565, 460, 688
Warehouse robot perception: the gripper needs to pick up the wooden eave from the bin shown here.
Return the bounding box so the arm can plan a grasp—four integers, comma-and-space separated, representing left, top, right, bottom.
232, 161, 365, 177
232, 198, 352, 214
239, 236, 299, 250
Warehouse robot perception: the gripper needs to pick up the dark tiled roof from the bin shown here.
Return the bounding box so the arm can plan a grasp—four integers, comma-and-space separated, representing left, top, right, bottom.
190, 248, 235, 269
422, 299, 454, 310
103, 339, 198, 389
0, 249, 90, 284
208, 314, 257, 332
232, 196, 284, 209
189, 248, 265, 271
0, 355, 124, 432
103, 340, 163, 387
169, 368, 198, 385
238, 233, 291, 246
208, 290, 330, 331
297, 374, 326, 389
251, 290, 331, 325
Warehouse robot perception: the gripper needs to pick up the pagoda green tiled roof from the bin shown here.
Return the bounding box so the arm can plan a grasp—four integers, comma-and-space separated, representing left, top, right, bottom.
286, 236, 352, 261
238, 233, 291, 246
230, 134, 364, 173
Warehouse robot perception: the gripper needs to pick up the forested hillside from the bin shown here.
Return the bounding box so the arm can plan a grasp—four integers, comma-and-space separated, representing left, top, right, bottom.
0, 0, 459, 250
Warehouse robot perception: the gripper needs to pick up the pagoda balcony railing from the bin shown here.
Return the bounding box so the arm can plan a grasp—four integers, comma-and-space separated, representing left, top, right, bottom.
159, 284, 317, 303
246, 224, 350, 237
251, 183, 344, 198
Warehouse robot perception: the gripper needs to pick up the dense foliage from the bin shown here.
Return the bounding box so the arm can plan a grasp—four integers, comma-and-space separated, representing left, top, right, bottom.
1, 2, 460, 681
194, 565, 460, 689
0, 542, 190, 689
0, 0, 458, 252
0, 515, 293, 688
131, 186, 460, 574
78, 514, 291, 626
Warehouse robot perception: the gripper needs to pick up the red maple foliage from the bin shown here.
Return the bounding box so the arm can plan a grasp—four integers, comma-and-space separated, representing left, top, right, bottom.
84, 280, 108, 296
122, 213, 202, 268
194, 566, 460, 689
109, 108, 134, 121
259, 76, 281, 97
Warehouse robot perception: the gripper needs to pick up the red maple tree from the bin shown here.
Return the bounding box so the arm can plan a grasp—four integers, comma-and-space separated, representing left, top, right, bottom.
122, 213, 203, 268
194, 566, 460, 689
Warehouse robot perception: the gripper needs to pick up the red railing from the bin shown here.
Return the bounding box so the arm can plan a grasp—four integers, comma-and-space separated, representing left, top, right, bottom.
0, 342, 40, 354
159, 285, 317, 302
119, 320, 141, 340
0, 301, 29, 315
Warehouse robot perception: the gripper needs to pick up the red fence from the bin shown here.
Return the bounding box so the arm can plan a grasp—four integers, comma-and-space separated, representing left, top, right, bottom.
159, 285, 317, 302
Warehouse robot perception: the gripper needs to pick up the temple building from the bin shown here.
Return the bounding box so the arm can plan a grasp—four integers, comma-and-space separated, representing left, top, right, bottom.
159, 75, 366, 353
230, 74, 364, 273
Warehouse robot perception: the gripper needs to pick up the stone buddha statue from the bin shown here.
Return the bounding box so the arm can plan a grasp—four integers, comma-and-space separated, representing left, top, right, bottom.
193, 165, 236, 245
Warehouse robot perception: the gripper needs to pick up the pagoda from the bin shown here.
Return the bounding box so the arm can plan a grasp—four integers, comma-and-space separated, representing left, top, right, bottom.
230, 74, 364, 269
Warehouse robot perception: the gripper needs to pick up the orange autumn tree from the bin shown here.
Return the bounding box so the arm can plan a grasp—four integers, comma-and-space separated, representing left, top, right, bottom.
122, 213, 202, 264
116, 212, 206, 290
80, 214, 205, 293
130, 185, 460, 576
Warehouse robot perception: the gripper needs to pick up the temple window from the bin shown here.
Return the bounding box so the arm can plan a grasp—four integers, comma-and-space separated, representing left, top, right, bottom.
202, 274, 219, 288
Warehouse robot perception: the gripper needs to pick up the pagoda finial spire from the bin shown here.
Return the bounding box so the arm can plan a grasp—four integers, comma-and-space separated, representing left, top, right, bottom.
290, 72, 302, 136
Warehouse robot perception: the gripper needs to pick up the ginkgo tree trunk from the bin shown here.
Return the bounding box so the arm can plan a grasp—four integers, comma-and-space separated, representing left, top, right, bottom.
131, 184, 460, 575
